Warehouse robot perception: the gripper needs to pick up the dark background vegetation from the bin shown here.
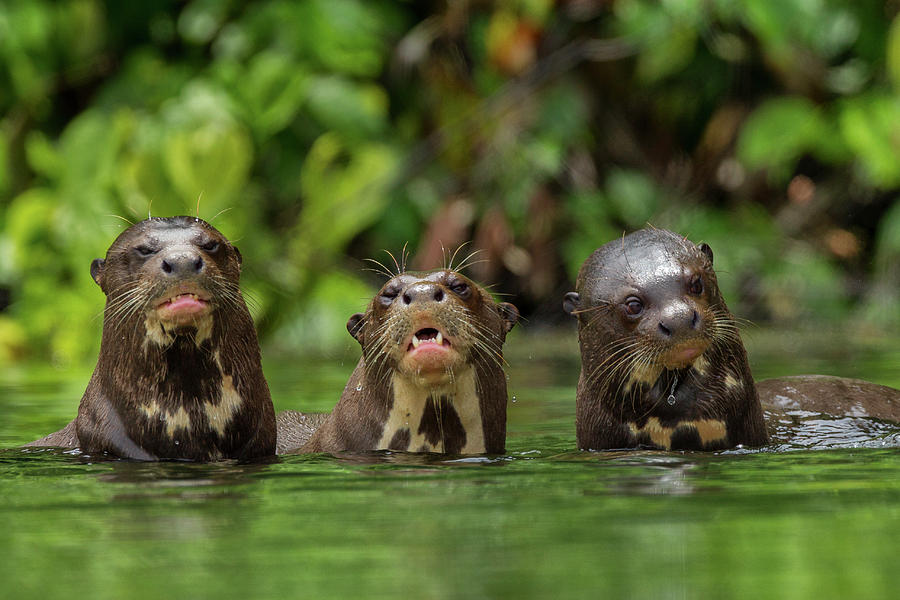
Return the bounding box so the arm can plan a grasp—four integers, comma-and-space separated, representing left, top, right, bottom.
2, 0, 900, 365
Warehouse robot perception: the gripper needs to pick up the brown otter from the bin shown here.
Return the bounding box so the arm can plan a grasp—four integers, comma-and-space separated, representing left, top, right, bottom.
758, 375, 900, 448
277, 269, 519, 454
564, 228, 767, 451
26, 216, 276, 461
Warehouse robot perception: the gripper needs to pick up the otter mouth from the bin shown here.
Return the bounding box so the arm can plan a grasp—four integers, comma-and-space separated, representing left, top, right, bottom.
154, 287, 212, 325
407, 328, 452, 352
661, 340, 710, 369
398, 324, 460, 383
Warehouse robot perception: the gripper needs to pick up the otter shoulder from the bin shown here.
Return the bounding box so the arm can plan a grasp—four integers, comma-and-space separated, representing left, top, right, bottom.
758, 375, 900, 422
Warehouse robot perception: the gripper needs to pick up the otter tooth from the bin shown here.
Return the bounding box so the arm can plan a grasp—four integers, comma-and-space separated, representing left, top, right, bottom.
412, 335, 421, 349
436, 331, 443, 346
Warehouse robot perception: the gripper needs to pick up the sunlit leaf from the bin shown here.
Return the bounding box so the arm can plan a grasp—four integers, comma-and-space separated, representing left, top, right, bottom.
839, 94, 900, 188
737, 97, 826, 182
163, 121, 254, 212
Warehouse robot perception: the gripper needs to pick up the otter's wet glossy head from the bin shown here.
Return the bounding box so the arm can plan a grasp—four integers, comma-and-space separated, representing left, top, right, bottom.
564, 229, 724, 371
91, 216, 243, 336
347, 269, 518, 386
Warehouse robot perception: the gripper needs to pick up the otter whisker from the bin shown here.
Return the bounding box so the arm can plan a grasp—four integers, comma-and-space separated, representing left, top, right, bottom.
446, 242, 473, 273
363, 258, 398, 280
106, 214, 135, 227
382, 249, 404, 277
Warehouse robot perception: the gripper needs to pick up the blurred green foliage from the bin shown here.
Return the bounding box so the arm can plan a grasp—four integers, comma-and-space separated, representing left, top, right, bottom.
1, 0, 900, 365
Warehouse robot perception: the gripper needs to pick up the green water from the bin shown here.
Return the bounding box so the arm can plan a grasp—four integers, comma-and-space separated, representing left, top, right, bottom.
2, 328, 899, 600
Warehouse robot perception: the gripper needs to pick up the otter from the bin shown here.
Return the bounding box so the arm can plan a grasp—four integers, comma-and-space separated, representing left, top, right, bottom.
758, 375, 900, 447
565, 228, 900, 451
563, 228, 767, 451
277, 269, 519, 455
26, 216, 276, 461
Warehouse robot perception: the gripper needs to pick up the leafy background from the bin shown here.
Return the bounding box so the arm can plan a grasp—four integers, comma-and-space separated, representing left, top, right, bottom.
2, 0, 900, 366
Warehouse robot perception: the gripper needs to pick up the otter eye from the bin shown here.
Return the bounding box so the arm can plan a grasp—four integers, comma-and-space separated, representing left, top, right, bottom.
689, 275, 703, 295
449, 281, 470, 298
379, 285, 401, 306
135, 245, 157, 257
624, 297, 644, 316
201, 240, 220, 252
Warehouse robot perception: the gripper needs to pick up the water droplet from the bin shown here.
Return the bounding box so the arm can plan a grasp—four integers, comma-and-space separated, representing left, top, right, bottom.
511, 396, 517, 403
174, 440, 180, 445
356, 383, 363, 391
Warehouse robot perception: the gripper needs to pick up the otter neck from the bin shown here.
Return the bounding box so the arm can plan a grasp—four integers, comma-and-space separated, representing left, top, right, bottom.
375, 366, 486, 454
626, 366, 693, 413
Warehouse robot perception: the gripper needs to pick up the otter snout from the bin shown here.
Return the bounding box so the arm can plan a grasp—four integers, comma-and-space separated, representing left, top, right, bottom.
160, 250, 204, 277
657, 301, 700, 339
401, 282, 446, 306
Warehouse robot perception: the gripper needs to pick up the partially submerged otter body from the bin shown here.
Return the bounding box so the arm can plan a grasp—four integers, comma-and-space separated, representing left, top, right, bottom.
564, 228, 767, 451
277, 269, 519, 455
759, 375, 900, 449
26, 217, 276, 461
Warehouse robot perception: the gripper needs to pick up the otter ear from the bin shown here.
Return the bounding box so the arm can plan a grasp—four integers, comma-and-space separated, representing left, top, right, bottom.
90, 259, 105, 287
232, 245, 243, 266
497, 302, 519, 334
699, 243, 714, 265
563, 291, 580, 316
346, 313, 365, 344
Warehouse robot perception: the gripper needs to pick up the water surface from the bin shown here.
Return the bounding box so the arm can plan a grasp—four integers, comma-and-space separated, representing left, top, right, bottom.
1, 327, 898, 599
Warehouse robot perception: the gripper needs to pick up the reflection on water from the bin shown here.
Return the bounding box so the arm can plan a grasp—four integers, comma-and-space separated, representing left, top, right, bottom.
1, 327, 899, 599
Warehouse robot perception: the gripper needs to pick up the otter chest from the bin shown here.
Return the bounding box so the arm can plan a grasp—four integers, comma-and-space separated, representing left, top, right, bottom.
377, 369, 485, 454
627, 417, 728, 450
133, 350, 246, 455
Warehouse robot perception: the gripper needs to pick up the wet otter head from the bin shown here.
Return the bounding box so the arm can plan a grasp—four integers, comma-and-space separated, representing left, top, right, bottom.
71, 216, 275, 461
347, 270, 519, 389
564, 228, 766, 451
92, 216, 243, 345
296, 269, 518, 455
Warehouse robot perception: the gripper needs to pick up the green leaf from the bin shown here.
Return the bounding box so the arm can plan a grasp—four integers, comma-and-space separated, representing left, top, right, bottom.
839, 94, 900, 188
24, 131, 62, 179
298, 0, 394, 77
163, 123, 253, 212
637, 24, 697, 82
290, 133, 398, 279
606, 169, 660, 227
887, 16, 900, 89
305, 76, 389, 138
232, 52, 310, 136
737, 97, 825, 182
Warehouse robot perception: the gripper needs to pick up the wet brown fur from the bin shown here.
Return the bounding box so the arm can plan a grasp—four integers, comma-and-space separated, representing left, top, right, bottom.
26, 217, 276, 460
277, 269, 518, 454
565, 228, 767, 451
759, 375, 900, 425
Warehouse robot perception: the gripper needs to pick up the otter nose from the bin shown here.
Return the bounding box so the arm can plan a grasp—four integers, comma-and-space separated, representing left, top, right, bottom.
657, 303, 699, 338
401, 282, 445, 305
160, 252, 204, 277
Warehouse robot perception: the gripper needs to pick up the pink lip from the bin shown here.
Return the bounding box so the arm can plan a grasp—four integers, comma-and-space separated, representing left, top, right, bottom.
157, 292, 209, 319
676, 347, 702, 362
402, 327, 456, 373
